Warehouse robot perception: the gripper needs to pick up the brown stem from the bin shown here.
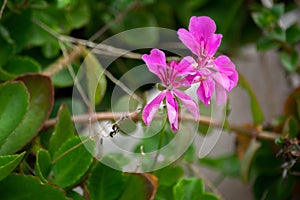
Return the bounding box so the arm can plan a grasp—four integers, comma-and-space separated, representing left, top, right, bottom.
42, 45, 82, 76
42, 111, 281, 141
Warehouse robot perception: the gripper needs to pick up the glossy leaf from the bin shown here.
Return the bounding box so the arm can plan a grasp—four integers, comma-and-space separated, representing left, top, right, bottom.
0, 152, 26, 181
120, 173, 158, 200
241, 140, 261, 183
0, 82, 29, 149
173, 178, 219, 200
35, 149, 51, 182
49, 104, 75, 156
0, 74, 54, 155
52, 136, 95, 188
82, 48, 107, 106
0, 174, 67, 200
0, 57, 41, 81
238, 73, 264, 125
0, 25, 15, 67
2, 9, 33, 53
67, 191, 85, 200
2, 56, 41, 77
88, 161, 124, 200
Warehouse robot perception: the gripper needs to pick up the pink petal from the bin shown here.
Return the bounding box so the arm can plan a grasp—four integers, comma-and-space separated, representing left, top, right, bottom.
166, 92, 179, 131
173, 89, 199, 120
197, 79, 215, 106
215, 83, 228, 105
206, 34, 222, 57
142, 91, 166, 125
175, 56, 197, 75
214, 55, 238, 91
211, 72, 230, 91
142, 49, 167, 81
188, 16, 216, 41
177, 28, 201, 56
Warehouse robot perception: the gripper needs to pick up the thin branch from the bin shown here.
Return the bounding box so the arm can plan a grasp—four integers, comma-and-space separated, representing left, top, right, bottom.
42, 111, 281, 141
58, 42, 91, 108
0, 0, 7, 20
35, 19, 142, 60
34, 19, 180, 61
102, 69, 144, 103
42, 45, 82, 76
43, 111, 140, 129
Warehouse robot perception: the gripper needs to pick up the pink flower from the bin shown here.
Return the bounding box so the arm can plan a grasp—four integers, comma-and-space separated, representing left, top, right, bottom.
142, 49, 199, 131
178, 16, 238, 105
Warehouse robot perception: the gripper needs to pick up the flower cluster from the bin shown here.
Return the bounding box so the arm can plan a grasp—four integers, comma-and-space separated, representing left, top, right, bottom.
142, 16, 238, 131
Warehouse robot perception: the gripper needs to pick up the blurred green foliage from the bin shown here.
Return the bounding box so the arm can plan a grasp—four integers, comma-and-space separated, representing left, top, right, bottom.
0, 0, 300, 199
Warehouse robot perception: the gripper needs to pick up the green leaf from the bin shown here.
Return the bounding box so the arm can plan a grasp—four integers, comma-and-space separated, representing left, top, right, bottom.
88, 161, 124, 200
51, 64, 79, 87
252, 4, 284, 30
0, 174, 67, 200
0, 82, 29, 148
0, 25, 15, 67
2, 9, 33, 53
154, 165, 184, 187
199, 154, 241, 178
50, 97, 85, 118
173, 178, 219, 200
282, 116, 299, 138
251, 12, 266, 29
0, 152, 26, 181
1, 56, 41, 79
52, 136, 95, 188
82, 48, 107, 106
199, 193, 219, 200
253, 175, 294, 200
65, 1, 90, 29
241, 140, 261, 183
35, 149, 51, 183
286, 25, 300, 44
49, 104, 75, 156
42, 39, 61, 58
0, 74, 54, 155
101, 153, 131, 168
270, 3, 284, 19
238, 73, 264, 125
280, 51, 299, 72
120, 173, 158, 200
67, 191, 85, 200
257, 36, 280, 51
269, 26, 285, 41
173, 178, 204, 200
56, 0, 74, 8
153, 165, 184, 200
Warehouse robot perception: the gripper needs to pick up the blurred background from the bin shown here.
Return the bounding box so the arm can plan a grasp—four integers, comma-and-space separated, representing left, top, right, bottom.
1, 0, 300, 199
